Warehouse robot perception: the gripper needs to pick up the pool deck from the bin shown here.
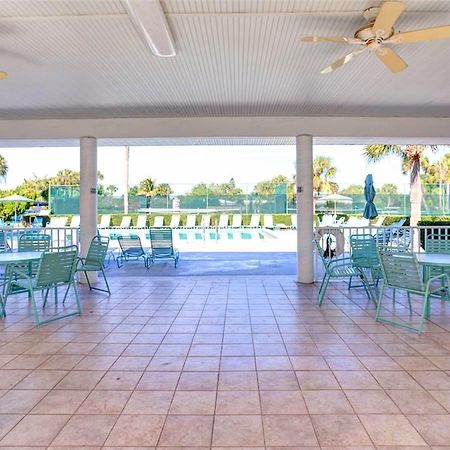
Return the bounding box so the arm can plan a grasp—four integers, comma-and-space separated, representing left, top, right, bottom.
107, 252, 297, 277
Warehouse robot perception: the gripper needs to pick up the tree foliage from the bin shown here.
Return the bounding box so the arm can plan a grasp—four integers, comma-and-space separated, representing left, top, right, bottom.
187, 181, 244, 197
313, 157, 338, 197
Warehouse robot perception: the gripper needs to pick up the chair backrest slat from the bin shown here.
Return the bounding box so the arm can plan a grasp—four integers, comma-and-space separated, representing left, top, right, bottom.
426, 235, 450, 254
119, 216, 131, 228
18, 234, 51, 252
350, 234, 378, 269
185, 215, 196, 227
36, 246, 78, 287
118, 236, 145, 256
153, 216, 164, 227
85, 236, 109, 268
378, 249, 424, 292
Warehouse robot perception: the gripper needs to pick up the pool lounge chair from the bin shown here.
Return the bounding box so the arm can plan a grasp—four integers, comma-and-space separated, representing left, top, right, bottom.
200, 214, 211, 228
135, 215, 147, 228
117, 216, 131, 228
169, 215, 181, 228
263, 214, 277, 229
218, 214, 229, 228
153, 216, 164, 227
185, 214, 197, 228
69, 215, 80, 228
248, 214, 260, 228
148, 227, 179, 267
117, 236, 150, 268
231, 214, 242, 228
291, 214, 297, 229
47, 216, 68, 228
98, 214, 111, 228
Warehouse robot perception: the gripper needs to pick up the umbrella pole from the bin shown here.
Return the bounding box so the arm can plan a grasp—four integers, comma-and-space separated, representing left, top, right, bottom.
15, 203, 17, 223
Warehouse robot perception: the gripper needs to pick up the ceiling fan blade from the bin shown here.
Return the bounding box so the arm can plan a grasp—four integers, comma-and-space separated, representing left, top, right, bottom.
302, 36, 362, 44
320, 48, 367, 74
375, 47, 407, 73
386, 25, 450, 44
372, 1, 405, 36
0, 71, 7, 80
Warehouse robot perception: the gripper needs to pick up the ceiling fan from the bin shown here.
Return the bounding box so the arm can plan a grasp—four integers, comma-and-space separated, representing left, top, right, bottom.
302, 1, 450, 74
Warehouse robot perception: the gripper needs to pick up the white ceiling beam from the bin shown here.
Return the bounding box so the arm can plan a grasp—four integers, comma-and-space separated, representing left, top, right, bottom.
0, 116, 449, 146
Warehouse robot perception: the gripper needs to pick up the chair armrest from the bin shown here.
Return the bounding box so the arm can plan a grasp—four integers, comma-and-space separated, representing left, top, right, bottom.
327, 256, 354, 268
9, 269, 31, 280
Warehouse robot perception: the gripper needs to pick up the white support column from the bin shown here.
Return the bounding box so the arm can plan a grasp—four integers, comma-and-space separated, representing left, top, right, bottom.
296, 134, 314, 283
79, 136, 98, 283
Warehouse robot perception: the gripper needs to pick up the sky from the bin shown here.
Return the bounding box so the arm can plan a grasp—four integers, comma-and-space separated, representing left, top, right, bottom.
0, 144, 447, 195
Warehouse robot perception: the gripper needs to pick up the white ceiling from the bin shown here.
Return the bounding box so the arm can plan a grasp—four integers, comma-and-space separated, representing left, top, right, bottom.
0, 0, 449, 121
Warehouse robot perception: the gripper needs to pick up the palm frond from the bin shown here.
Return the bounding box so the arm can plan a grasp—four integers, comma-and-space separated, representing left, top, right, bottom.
363, 144, 401, 162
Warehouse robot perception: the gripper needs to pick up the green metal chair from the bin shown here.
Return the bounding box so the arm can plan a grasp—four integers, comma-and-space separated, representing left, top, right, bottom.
315, 239, 372, 306
376, 249, 449, 334
117, 235, 150, 268
148, 227, 179, 267
76, 236, 110, 294
18, 233, 51, 252
7, 246, 81, 326
349, 234, 381, 299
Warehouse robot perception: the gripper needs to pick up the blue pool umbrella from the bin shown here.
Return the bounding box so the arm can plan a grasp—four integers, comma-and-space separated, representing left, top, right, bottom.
363, 174, 378, 219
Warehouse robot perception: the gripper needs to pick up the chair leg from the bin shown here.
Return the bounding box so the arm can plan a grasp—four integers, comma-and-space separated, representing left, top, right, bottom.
418, 294, 430, 334
29, 287, 41, 327
0, 293, 5, 317
318, 275, 330, 306
407, 292, 412, 314
101, 268, 111, 295
348, 276, 353, 290
375, 281, 385, 322
72, 281, 81, 316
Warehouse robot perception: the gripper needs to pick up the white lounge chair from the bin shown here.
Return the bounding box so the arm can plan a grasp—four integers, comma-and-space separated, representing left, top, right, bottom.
47, 216, 68, 228
200, 214, 211, 228
263, 214, 274, 229
185, 214, 197, 228
290, 214, 297, 229
231, 214, 242, 228
373, 215, 386, 227
135, 215, 147, 228
118, 216, 131, 228
249, 214, 260, 228
170, 215, 180, 228
320, 214, 336, 227
218, 214, 229, 228
98, 214, 111, 228
69, 215, 80, 228
153, 216, 164, 227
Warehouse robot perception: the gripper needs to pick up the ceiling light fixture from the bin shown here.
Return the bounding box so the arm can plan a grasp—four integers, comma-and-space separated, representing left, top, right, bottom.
123, 0, 176, 57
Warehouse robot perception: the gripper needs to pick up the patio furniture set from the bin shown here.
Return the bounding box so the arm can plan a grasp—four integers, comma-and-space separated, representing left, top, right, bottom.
315, 232, 450, 334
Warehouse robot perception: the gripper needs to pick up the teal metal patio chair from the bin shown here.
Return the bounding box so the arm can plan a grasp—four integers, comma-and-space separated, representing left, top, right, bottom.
148, 227, 179, 267
376, 249, 449, 334
117, 235, 150, 268
18, 233, 51, 252
76, 236, 110, 294
315, 239, 372, 306
349, 234, 381, 300
424, 234, 450, 296
6, 246, 81, 326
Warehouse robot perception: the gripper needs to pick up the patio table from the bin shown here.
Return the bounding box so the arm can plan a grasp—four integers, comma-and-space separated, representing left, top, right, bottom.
416, 252, 450, 299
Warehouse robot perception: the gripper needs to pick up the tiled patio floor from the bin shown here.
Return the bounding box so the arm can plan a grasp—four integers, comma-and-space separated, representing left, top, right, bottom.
2, 275, 450, 448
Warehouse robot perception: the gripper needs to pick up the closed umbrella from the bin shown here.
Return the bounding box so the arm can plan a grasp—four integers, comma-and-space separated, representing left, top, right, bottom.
0, 194, 34, 222
363, 174, 378, 219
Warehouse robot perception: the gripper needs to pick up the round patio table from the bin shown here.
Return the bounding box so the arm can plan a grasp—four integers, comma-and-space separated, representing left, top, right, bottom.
416, 252, 450, 299
0, 251, 43, 266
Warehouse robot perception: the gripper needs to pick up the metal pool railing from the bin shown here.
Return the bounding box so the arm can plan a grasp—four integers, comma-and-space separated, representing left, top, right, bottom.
0, 226, 80, 251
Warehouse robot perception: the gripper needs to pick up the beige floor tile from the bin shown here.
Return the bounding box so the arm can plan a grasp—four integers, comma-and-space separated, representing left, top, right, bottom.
296, 370, 340, 390
177, 371, 218, 390
137, 371, 180, 390
78, 390, 131, 414
260, 390, 307, 414
388, 389, 447, 414
0, 414, 24, 440
359, 414, 426, 446
216, 390, 261, 414
52, 414, 117, 446
123, 390, 173, 414
3, 354, 50, 370
105, 414, 165, 446
255, 356, 292, 370
257, 370, 299, 390
170, 390, 216, 415
15, 370, 68, 389
311, 414, 372, 447
159, 415, 214, 446
56, 370, 105, 390
345, 390, 400, 413
111, 356, 151, 371
326, 356, 366, 370
0, 389, 48, 413
290, 356, 328, 370
263, 414, 318, 446
0, 369, 31, 389
303, 390, 353, 414
410, 370, 450, 390
38, 354, 84, 370
74, 355, 118, 370
218, 371, 258, 390
184, 356, 220, 371
429, 390, 450, 411
212, 415, 264, 447
0, 414, 70, 446
408, 414, 450, 446
95, 370, 143, 390
32, 390, 90, 414
220, 356, 256, 371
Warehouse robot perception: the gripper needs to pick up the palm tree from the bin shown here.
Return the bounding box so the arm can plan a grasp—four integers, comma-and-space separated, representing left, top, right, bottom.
313, 156, 338, 200
138, 178, 156, 208
0, 154, 8, 180
363, 145, 437, 226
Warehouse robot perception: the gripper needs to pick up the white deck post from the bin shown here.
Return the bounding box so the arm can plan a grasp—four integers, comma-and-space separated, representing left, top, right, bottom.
79, 136, 98, 283
296, 134, 314, 283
